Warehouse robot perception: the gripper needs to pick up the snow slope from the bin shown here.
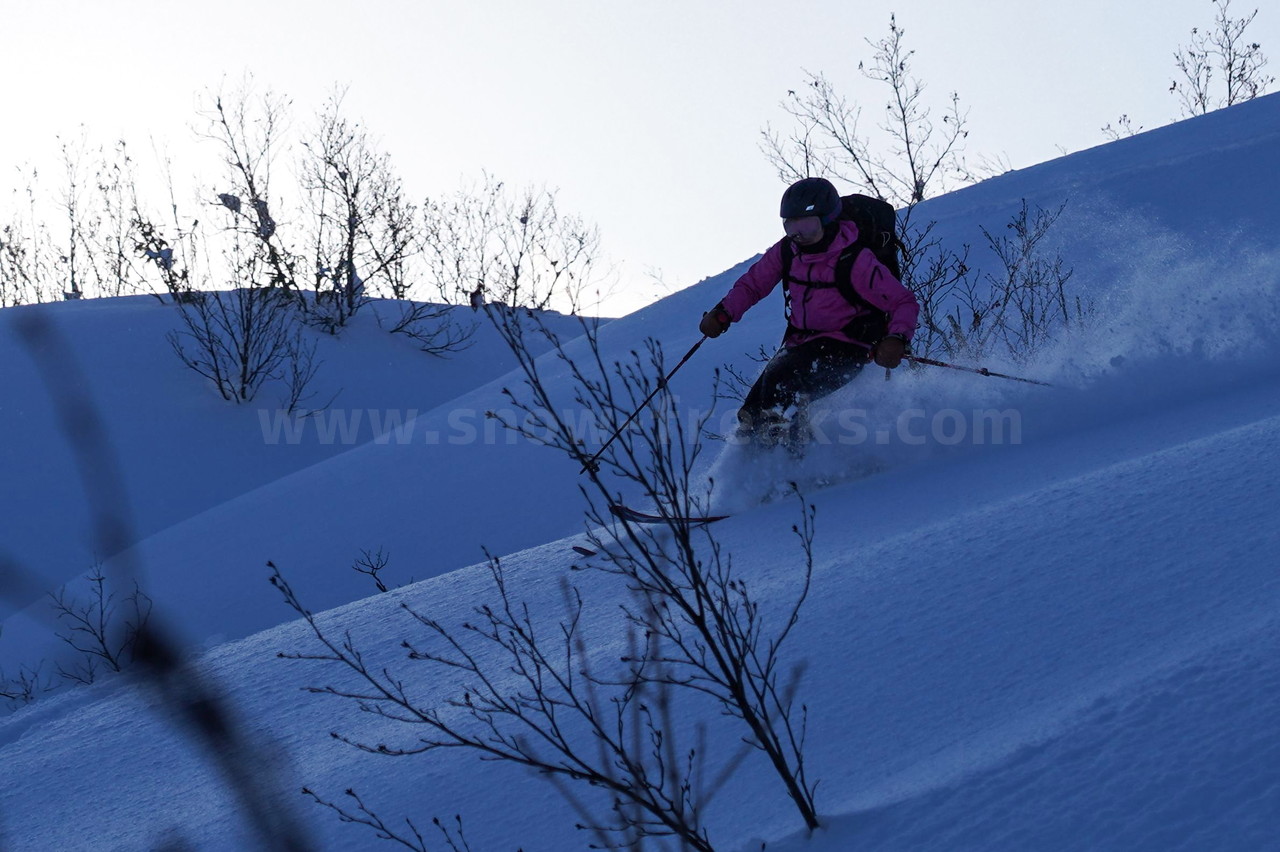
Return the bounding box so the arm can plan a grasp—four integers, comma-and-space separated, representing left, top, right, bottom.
0, 299, 585, 598
2, 358, 1278, 851
3, 93, 1280, 850
0, 300, 595, 658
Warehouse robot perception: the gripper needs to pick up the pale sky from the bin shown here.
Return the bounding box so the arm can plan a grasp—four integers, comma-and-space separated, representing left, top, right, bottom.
4, 0, 1277, 313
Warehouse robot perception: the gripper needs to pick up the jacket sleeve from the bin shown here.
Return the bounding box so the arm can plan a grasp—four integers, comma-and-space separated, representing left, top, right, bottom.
719, 240, 787, 322
852, 253, 920, 340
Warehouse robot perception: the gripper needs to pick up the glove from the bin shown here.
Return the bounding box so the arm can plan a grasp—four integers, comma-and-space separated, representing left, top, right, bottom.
699, 304, 732, 338
873, 334, 907, 369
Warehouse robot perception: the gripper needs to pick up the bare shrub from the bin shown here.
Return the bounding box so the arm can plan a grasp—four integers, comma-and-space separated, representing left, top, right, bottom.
275, 559, 723, 850
1, 168, 60, 305
897, 219, 973, 360
1172, 0, 1275, 117
78, 139, 148, 298
0, 219, 43, 307
1, 137, 148, 304
1101, 114, 1146, 141
165, 278, 310, 405
203, 85, 476, 355
420, 174, 600, 314
137, 170, 325, 410
351, 547, 392, 593
484, 310, 821, 830
301, 91, 419, 332
761, 15, 971, 210
49, 564, 153, 685
938, 200, 1081, 361
0, 657, 53, 709
200, 84, 301, 294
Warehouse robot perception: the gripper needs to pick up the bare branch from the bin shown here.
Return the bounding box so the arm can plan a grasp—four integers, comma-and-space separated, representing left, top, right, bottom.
1172, 0, 1274, 117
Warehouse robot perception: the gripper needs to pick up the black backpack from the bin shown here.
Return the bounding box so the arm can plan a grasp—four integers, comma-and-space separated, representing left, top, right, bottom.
779, 193, 904, 344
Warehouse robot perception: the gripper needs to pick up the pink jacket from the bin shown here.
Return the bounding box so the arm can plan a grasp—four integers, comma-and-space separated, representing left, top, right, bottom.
720, 221, 919, 349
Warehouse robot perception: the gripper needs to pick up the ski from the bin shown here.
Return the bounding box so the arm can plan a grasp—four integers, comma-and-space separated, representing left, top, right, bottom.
571, 545, 597, 557
609, 504, 730, 525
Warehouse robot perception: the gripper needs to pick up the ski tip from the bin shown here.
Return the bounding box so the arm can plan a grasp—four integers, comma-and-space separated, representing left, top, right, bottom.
609, 503, 730, 525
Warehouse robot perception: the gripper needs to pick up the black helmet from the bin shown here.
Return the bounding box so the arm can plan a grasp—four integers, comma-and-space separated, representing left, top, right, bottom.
780, 177, 841, 223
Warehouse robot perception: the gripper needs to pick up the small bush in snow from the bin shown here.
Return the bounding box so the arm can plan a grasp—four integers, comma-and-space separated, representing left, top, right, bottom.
420, 173, 602, 315
920, 200, 1083, 362
276, 559, 721, 851
49, 564, 153, 685
165, 284, 312, 406
1172, 0, 1275, 118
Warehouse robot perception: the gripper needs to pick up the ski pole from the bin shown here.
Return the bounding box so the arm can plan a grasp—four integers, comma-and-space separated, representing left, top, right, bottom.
906, 354, 1054, 387
581, 335, 707, 474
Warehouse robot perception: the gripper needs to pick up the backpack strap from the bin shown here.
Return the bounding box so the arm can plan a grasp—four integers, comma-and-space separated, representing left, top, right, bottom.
780, 239, 796, 325
831, 246, 878, 314
834, 246, 892, 344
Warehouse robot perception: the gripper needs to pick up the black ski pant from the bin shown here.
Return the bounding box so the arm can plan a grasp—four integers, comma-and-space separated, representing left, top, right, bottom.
737, 336, 869, 433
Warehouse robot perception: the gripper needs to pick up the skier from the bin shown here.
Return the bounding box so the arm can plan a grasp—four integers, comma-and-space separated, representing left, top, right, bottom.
698, 177, 919, 445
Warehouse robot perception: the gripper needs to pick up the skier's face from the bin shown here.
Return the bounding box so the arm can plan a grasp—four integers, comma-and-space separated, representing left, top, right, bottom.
784, 216, 824, 247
